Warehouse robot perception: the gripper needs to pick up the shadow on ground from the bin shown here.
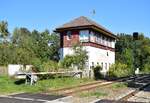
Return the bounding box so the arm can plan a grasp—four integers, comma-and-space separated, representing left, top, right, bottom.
14, 79, 25, 85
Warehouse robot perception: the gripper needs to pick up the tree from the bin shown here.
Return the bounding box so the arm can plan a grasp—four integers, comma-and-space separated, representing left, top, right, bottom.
0, 21, 9, 43
11, 28, 35, 65
116, 33, 150, 74
48, 33, 60, 61
0, 21, 10, 65
72, 44, 88, 69
61, 44, 88, 70
60, 55, 74, 69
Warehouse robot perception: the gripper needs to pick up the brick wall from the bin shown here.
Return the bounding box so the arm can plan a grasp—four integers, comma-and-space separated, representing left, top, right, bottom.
60, 30, 115, 52
60, 30, 79, 47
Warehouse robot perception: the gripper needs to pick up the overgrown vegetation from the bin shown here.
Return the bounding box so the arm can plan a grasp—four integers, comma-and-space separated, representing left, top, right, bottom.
0, 21, 60, 71
108, 62, 132, 78
109, 33, 150, 77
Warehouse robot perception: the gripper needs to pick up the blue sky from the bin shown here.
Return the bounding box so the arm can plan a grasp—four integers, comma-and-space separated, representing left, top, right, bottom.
0, 0, 150, 37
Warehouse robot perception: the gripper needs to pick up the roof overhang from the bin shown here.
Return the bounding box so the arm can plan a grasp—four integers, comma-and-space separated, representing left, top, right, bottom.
54, 25, 118, 39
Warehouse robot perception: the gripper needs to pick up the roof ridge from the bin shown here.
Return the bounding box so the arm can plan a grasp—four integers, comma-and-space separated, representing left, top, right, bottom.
81, 16, 113, 34
81, 16, 93, 25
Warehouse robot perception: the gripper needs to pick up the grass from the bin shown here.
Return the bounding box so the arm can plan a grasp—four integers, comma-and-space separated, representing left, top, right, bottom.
111, 82, 128, 89
0, 75, 93, 95
79, 91, 108, 98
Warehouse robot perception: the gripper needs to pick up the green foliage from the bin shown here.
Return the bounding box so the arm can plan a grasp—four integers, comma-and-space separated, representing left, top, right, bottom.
108, 62, 132, 78
116, 33, 150, 73
93, 66, 102, 80
41, 60, 58, 72
0, 21, 9, 43
31, 58, 59, 72
72, 44, 88, 69
61, 44, 88, 70
143, 63, 150, 74
31, 58, 42, 72
0, 75, 93, 94
60, 55, 74, 69
0, 22, 60, 72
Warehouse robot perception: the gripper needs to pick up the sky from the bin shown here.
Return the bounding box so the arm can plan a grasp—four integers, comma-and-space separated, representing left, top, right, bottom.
0, 0, 150, 37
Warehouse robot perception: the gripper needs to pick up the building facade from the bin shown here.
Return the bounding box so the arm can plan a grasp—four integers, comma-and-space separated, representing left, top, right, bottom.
55, 16, 117, 77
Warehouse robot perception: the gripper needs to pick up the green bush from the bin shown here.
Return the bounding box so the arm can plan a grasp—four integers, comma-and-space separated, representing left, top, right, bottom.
31, 57, 59, 72
60, 55, 74, 69
42, 60, 58, 72
143, 63, 150, 74
31, 58, 42, 72
108, 62, 131, 78
93, 66, 102, 80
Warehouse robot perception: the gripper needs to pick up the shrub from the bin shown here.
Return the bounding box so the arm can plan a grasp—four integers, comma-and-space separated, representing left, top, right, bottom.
60, 55, 74, 69
31, 58, 58, 72
108, 62, 131, 78
42, 60, 58, 72
143, 63, 150, 74
31, 58, 42, 72
93, 66, 102, 80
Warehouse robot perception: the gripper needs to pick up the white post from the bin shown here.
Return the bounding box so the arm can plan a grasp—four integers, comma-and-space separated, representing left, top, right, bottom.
30, 73, 33, 85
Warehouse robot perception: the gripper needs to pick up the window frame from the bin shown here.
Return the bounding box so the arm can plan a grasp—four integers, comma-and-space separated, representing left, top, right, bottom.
66, 31, 72, 40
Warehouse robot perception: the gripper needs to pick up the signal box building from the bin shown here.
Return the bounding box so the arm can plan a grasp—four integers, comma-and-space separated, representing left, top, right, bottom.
55, 16, 117, 77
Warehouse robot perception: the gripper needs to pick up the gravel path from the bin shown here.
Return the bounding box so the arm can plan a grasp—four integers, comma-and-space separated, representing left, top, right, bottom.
128, 85, 150, 103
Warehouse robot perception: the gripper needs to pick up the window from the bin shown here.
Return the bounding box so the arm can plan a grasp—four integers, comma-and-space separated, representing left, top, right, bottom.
98, 34, 101, 44
107, 52, 109, 56
96, 33, 100, 44
102, 36, 105, 45
90, 31, 95, 42
92, 62, 94, 66
105, 63, 107, 70
91, 62, 94, 68
97, 62, 99, 66
101, 62, 103, 69
79, 30, 89, 42
67, 31, 71, 40
100, 35, 102, 44
106, 38, 109, 46
110, 39, 112, 47
104, 37, 107, 46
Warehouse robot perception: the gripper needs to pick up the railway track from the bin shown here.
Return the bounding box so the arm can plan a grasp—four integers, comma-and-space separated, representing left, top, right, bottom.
118, 75, 150, 102
49, 80, 104, 93
47, 75, 150, 96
